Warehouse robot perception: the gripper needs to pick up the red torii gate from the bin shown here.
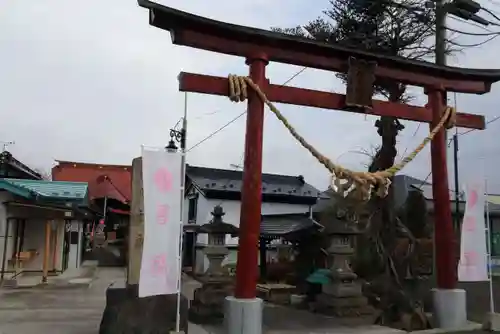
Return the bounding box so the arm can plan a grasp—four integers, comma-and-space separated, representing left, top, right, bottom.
138, 0, 500, 324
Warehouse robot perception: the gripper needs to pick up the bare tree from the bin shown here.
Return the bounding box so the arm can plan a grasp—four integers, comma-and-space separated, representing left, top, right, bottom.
273, 0, 459, 328
273, 0, 458, 171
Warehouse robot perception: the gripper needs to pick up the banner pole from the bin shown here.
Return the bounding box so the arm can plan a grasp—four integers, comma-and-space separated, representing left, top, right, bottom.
175, 92, 188, 333
486, 179, 495, 314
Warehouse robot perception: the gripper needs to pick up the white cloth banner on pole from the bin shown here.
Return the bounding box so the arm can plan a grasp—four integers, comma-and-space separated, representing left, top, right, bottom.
458, 180, 489, 282
139, 147, 182, 297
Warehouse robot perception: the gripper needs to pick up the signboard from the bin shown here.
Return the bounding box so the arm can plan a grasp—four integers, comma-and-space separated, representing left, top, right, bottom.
139, 148, 182, 297
458, 180, 489, 282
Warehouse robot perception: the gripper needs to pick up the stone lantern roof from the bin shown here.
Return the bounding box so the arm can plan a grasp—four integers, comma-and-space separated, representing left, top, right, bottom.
198, 205, 239, 237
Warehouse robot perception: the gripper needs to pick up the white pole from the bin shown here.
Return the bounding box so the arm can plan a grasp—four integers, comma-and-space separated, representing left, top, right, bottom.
175, 92, 188, 333
486, 179, 495, 314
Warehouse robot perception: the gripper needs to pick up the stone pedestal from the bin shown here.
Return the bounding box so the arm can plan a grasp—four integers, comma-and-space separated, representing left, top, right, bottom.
314, 233, 373, 317
99, 280, 189, 334
188, 246, 234, 324
432, 288, 467, 329
224, 296, 263, 334
189, 276, 233, 324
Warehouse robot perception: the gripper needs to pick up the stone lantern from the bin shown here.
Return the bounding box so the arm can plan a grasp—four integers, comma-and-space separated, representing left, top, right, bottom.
189, 205, 239, 324
315, 206, 373, 317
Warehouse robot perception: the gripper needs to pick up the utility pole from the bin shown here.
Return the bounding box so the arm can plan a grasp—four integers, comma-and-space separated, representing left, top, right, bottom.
434, 0, 450, 158
436, 0, 488, 229
435, 0, 447, 68
434, 0, 486, 227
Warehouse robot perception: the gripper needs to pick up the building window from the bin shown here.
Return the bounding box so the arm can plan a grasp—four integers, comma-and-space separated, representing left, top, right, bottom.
188, 197, 197, 223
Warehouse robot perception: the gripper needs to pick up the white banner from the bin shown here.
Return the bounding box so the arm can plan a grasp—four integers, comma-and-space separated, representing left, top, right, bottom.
458, 180, 488, 282
139, 147, 182, 297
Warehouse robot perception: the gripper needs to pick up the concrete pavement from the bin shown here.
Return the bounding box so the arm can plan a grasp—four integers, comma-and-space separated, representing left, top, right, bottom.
0, 267, 494, 334
0, 268, 207, 334
0, 267, 124, 334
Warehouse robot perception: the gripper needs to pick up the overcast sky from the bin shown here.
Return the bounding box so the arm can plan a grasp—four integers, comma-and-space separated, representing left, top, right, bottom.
2, 0, 500, 192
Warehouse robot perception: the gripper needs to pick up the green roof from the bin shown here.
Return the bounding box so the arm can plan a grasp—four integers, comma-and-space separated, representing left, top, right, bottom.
0, 178, 88, 203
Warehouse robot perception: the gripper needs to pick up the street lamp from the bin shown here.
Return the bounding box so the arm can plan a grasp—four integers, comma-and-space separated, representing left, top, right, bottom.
166, 138, 178, 151
166, 127, 186, 152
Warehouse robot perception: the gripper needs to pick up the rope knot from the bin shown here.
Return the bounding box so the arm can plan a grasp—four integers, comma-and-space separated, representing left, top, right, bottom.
228, 75, 248, 102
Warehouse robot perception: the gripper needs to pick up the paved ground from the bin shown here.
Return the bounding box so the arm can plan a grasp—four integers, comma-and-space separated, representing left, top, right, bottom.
0, 267, 124, 334
0, 267, 494, 334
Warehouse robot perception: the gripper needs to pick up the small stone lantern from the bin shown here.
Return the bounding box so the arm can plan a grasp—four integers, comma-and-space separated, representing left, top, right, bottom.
199, 205, 238, 277
189, 205, 239, 324
314, 206, 373, 317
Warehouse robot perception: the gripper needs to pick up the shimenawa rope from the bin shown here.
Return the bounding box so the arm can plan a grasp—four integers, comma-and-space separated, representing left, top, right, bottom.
227, 74, 456, 201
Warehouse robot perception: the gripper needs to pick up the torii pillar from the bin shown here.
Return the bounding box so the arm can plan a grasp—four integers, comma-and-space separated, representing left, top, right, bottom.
428, 88, 465, 327
137, 1, 500, 332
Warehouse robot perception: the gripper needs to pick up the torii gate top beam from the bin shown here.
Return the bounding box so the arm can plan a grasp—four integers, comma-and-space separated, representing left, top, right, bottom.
138, 0, 500, 94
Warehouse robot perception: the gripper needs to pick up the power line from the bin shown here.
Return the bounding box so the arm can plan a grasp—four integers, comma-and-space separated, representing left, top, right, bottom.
192, 110, 223, 120
446, 33, 500, 47
482, 6, 500, 22
399, 122, 421, 163
186, 66, 308, 152
390, 1, 500, 50
417, 114, 500, 189
186, 110, 247, 152
459, 114, 500, 136
448, 15, 497, 31
445, 25, 500, 36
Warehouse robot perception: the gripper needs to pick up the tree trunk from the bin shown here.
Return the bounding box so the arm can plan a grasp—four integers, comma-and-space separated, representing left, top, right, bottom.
368, 90, 404, 275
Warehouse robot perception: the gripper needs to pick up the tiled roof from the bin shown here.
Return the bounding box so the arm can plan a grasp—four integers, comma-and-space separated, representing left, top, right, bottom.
0, 151, 42, 180
187, 165, 321, 200
0, 178, 88, 202
52, 160, 131, 203
260, 213, 321, 236
51, 161, 320, 205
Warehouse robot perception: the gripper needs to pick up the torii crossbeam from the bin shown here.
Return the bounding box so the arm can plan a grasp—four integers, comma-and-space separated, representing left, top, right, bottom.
138, 1, 500, 330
